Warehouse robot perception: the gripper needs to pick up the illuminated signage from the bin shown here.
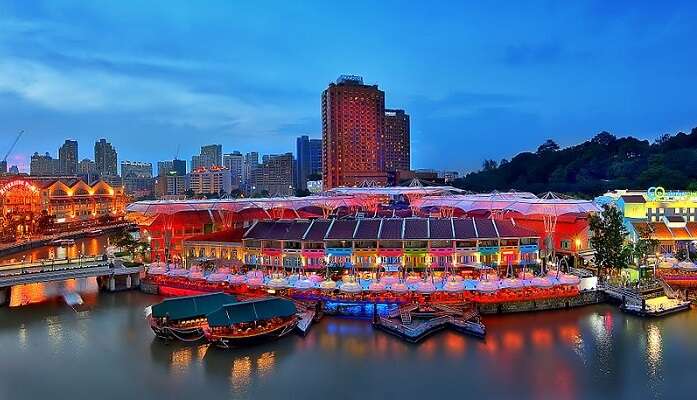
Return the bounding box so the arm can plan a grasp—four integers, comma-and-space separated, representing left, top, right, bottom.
647, 186, 697, 201
0, 180, 38, 195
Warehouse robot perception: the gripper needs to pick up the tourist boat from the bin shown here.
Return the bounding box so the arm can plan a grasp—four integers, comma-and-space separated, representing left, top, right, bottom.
148, 292, 238, 341
85, 229, 103, 237
204, 297, 298, 348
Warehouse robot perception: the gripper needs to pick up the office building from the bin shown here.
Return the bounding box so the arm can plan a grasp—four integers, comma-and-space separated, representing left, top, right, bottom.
296, 135, 322, 191
252, 153, 294, 196
188, 166, 232, 195
95, 139, 118, 176
121, 161, 153, 178
78, 159, 97, 175
383, 109, 410, 173
58, 139, 78, 175
158, 159, 187, 177
243, 152, 259, 193
121, 161, 154, 196
192, 144, 222, 170
223, 151, 244, 189
30, 152, 60, 176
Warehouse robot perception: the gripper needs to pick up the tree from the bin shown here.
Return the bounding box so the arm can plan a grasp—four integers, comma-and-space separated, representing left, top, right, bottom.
632, 224, 659, 266
36, 210, 55, 233
537, 139, 559, 153
591, 131, 616, 146
109, 228, 149, 261
654, 133, 672, 145
589, 204, 631, 279
482, 159, 498, 171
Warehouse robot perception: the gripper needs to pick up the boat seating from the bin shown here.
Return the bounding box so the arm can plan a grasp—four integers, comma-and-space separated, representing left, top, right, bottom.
400, 312, 412, 325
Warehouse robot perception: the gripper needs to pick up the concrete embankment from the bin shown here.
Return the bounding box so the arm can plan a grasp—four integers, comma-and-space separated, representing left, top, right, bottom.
478, 290, 607, 315
0, 223, 135, 258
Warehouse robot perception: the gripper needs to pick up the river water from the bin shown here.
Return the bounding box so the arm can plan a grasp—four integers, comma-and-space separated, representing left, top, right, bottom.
2, 278, 697, 400
0, 235, 111, 265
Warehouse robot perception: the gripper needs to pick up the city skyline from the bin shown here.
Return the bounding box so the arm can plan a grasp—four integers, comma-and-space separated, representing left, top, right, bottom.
2, 2, 697, 173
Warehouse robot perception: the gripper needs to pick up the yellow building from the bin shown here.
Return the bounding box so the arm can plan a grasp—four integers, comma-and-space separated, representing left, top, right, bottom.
0, 177, 127, 237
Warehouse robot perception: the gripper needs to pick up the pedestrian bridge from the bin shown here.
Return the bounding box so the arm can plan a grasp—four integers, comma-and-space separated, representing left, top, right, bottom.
0, 256, 143, 305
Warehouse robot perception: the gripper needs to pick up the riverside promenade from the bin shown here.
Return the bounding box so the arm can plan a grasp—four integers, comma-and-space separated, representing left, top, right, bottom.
0, 222, 135, 258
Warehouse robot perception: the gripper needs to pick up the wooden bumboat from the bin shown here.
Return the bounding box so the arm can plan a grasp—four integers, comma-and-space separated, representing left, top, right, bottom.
204, 297, 299, 348
148, 292, 237, 341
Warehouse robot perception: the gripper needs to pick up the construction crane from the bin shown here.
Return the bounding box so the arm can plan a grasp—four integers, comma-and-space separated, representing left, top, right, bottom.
3, 129, 24, 164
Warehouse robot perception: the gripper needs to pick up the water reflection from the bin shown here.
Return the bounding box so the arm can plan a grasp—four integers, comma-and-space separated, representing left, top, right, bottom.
17, 324, 27, 351
0, 235, 110, 264
169, 346, 193, 379
2, 291, 696, 399
10, 278, 99, 307
646, 324, 663, 377
230, 356, 252, 396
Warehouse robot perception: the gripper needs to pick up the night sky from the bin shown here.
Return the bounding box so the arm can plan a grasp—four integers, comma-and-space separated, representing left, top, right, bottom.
1, 1, 696, 173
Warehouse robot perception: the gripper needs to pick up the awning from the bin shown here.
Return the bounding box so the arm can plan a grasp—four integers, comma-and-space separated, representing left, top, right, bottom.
206, 297, 297, 327
151, 292, 237, 321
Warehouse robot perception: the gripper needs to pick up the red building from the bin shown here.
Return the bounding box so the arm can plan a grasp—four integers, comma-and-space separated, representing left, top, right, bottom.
322, 75, 387, 189
384, 109, 410, 173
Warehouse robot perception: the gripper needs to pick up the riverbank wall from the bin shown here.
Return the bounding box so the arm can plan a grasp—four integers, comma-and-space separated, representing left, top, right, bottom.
0, 223, 135, 258
477, 290, 607, 314
141, 280, 608, 316
0, 287, 9, 306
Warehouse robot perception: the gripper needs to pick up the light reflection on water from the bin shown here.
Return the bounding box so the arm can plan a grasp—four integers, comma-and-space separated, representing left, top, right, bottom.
1, 288, 697, 399
9, 278, 99, 307
230, 356, 252, 397
0, 235, 110, 265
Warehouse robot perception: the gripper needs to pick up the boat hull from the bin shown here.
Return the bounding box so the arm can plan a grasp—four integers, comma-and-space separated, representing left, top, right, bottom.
149, 318, 208, 341
205, 318, 299, 348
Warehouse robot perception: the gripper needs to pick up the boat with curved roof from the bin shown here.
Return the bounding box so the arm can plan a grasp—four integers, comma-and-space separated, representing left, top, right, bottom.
204, 297, 298, 348
148, 292, 238, 341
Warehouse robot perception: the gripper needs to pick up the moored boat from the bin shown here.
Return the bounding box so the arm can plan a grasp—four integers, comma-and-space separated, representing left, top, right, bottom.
204, 297, 298, 348
50, 238, 75, 246
148, 292, 237, 341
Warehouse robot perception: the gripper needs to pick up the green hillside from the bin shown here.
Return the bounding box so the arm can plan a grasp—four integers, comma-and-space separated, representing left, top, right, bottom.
454, 128, 697, 198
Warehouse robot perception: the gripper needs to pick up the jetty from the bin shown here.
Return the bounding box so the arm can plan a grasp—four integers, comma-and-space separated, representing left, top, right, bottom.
294, 300, 322, 336
601, 281, 691, 317
373, 302, 485, 343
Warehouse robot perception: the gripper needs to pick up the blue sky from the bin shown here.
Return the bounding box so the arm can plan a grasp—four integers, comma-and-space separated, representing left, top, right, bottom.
1, 1, 697, 174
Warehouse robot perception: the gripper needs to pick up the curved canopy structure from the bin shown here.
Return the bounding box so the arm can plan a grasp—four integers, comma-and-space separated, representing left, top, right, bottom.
326, 185, 464, 197
410, 192, 600, 216
126, 195, 362, 217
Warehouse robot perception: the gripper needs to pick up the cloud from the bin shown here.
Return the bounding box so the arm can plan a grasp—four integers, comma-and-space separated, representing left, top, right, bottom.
0, 58, 310, 134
